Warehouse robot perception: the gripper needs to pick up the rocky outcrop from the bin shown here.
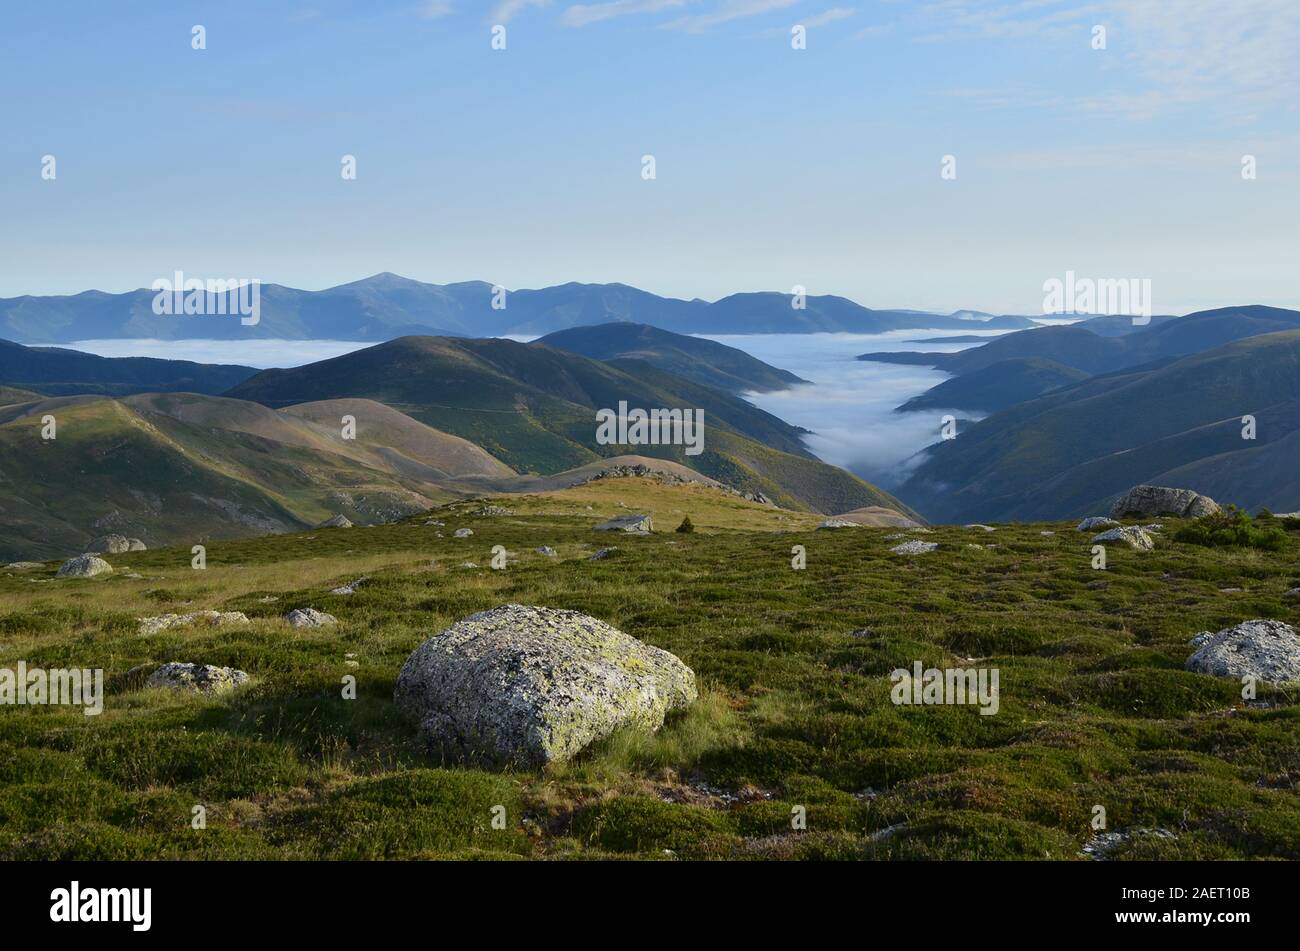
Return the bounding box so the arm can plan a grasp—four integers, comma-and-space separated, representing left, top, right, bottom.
817, 518, 858, 529
316, 514, 354, 529
285, 608, 338, 627
891, 540, 938, 555
1185, 619, 1300, 685
138, 611, 251, 635
56, 554, 113, 577
594, 514, 653, 534
1077, 517, 1120, 531
145, 662, 250, 693
87, 534, 131, 554
453, 528, 474, 538
393, 604, 697, 768
1110, 485, 1220, 519
1091, 526, 1155, 551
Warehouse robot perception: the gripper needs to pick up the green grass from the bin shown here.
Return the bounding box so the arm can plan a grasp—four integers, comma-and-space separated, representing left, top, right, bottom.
1174, 507, 1288, 551
1, 484, 1298, 860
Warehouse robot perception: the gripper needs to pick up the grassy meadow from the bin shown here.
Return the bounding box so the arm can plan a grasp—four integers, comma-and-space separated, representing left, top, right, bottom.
2, 478, 1298, 860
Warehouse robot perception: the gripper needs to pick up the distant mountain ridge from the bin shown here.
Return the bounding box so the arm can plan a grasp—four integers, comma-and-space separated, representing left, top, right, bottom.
0, 272, 1040, 344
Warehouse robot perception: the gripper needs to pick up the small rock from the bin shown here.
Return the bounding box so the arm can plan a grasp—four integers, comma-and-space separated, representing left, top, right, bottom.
145, 662, 250, 694
126, 538, 147, 551
965, 524, 996, 532
138, 611, 250, 636
285, 608, 338, 627
1077, 517, 1120, 532
589, 547, 619, 560
86, 534, 131, 554
454, 528, 474, 538
1091, 526, 1155, 551
891, 540, 939, 555
1039, 531, 1056, 536
6, 561, 44, 570
818, 518, 859, 529
536, 546, 557, 556
594, 514, 653, 534
316, 514, 354, 529
56, 554, 113, 578
330, 577, 367, 595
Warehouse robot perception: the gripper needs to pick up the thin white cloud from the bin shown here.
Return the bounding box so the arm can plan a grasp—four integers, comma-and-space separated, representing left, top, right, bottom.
562, 0, 688, 27
801, 6, 855, 28
491, 0, 551, 23
664, 0, 799, 33
417, 1, 454, 17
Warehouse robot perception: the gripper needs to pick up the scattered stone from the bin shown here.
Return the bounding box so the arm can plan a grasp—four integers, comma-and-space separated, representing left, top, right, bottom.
6, 561, 44, 570
86, 534, 131, 554
258, 595, 280, 603
1091, 526, 1155, 551
965, 524, 996, 532
126, 538, 147, 551
849, 628, 878, 639
285, 608, 338, 628
454, 528, 474, 538
316, 514, 354, 529
594, 514, 653, 534
1039, 531, 1056, 536
137, 611, 250, 636
1082, 827, 1176, 860
145, 662, 250, 694
393, 604, 697, 768
1141, 524, 1164, 533
1110, 485, 1220, 519
475, 505, 514, 516
1076, 517, 1119, 532
56, 554, 113, 578
891, 540, 939, 555
536, 546, 557, 556
818, 518, 859, 529
460, 562, 479, 569
1185, 619, 1300, 685
1188, 632, 1215, 649
330, 578, 367, 595
1219, 587, 1245, 594
1285, 588, 1300, 598
588, 547, 619, 560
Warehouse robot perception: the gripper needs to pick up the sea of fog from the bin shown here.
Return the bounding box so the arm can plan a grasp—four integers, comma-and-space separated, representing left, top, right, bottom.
69, 328, 1008, 488
696, 331, 1003, 488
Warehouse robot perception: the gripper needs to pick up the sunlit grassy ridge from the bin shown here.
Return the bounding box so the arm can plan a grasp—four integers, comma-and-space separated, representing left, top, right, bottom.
1, 479, 1298, 860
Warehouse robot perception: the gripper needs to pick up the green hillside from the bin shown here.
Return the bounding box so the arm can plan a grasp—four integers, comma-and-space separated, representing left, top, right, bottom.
899, 331, 1300, 522
2, 485, 1297, 860
895, 358, 1088, 413
538, 322, 807, 393
226, 336, 909, 516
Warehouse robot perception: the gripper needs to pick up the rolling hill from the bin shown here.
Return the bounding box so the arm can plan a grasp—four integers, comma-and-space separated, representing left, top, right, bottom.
2, 273, 1038, 343
0, 337, 258, 395
896, 330, 1300, 522
226, 335, 913, 517
894, 358, 1089, 414
537, 322, 806, 393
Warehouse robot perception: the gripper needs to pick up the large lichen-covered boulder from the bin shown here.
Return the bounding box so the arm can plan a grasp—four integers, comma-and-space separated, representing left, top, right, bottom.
1110, 485, 1219, 519
56, 554, 113, 577
393, 604, 696, 768
1185, 619, 1300, 685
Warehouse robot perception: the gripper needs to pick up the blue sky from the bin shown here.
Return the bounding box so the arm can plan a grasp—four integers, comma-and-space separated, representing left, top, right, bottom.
2, 0, 1297, 314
